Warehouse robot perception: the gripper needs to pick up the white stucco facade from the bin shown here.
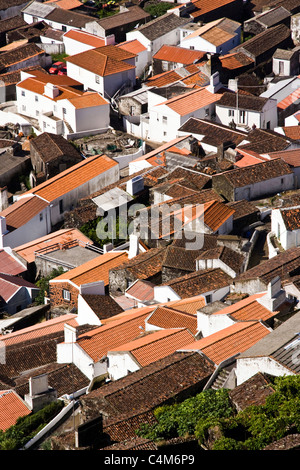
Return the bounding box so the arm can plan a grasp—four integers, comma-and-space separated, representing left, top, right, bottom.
271, 207, 300, 250
235, 356, 294, 386
215, 98, 278, 130
66, 60, 136, 100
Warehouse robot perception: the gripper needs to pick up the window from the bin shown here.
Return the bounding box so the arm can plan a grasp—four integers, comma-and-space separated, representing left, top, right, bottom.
95, 75, 100, 84
39, 213, 43, 221
162, 116, 167, 124
239, 110, 246, 124
59, 199, 64, 214
190, 46, 194, 50
205, 294, 212, 303
22, 105, 26, 111
62, 25, 67, 32
62, 107, 67, 115
21, 90, 25, 96
63, 289, 71, 301
35, 95, 38, 102
36, 110, 39, 116
228, 109, 234, 117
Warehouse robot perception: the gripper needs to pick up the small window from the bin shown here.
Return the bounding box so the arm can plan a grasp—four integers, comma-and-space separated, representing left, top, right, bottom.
62, 107, 67, 115
21, 90, 25, 96
205, 294, 212, 304
162, 116, 167, 124
59, 199, 64, 214
39, 213, 43, 221
62, 25, 67, 32
22, 105, 26, 111
228, 109, 234, 117
63, 289, 71, 301
35, 95, 38, 102
95, 75, 100, 84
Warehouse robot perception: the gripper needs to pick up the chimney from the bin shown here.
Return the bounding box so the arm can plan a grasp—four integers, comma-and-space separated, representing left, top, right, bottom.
24, 374, 57, 412
207, 72, 222, 94
44, 83, 60, 99
228, 79, 238, 93
128, 233, 139, 259
257, 276, 286, 311
64, 322, 78, 344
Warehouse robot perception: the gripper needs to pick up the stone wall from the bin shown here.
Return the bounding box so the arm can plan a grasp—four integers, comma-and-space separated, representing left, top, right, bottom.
49, 281, 79, 310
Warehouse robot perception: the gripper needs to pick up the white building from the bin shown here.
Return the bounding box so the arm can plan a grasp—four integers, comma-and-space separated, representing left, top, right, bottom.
180, 17, 241, 55
1, 154, 119, 244
215, 91, 278, 130
63, 29, 109, 56
65, 45, 136, 100
143, 73, 223, 143
16, 69, 110, 138
271, 205, 300, 250
126, 13, 190, 65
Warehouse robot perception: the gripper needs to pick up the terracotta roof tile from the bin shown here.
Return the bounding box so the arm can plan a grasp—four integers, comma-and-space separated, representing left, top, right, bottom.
278, 88, 300, 110
229, 372, 275, 411
164, 294, 206, 314
76, 306, 155, 361
214, 158, 293, 187
211, 292, 278, 322
0, 249, 26, 275
24, 154, 117, 202
191, 0, 239, 18
235, 246, 300, 285
0, 195, 48, 231
66, 45, 135, 76
158, 87, 223, 116
50, 251, 128, 287
117, 39, 147, 54
14, 228, 92, 264
112, 247, 165, 280
0, 390, 31, 431
279, 207, 300, 231
219, 51, 254, 70
163, 267, 231, 298
147, 307, 198, 335
63, 29, 105, 47
109, 328, 195, 367
181, 320, 271, 364
0, 314, 78, 346
153, 45, 205, 64
125, 280, 155, 302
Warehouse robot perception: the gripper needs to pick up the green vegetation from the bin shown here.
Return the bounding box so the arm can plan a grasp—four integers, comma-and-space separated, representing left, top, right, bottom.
137, 376, 300, 450
143, 0, 174, 18
0, 400, 64, 450
50, 52, 69, 63
80, 213, 129, 248
34, 266, 65, 305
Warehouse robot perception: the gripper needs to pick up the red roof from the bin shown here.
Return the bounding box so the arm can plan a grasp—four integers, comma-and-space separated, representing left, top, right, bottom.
0, 390, 31, 431
278, 88, 300, 110
157, 87, 223, 116
108, 328, 195, 367
153, 45, 205, 64
180, 320, 271, 364
0, 248, 26, 275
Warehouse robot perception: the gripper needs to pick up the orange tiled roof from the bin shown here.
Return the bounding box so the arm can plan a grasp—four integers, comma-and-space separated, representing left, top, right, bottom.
157, 87, 223, 116
50, 251, 128, 287
23, 154, 118, 202
164, 294, 206, 314
65, 46, 136, 77
45, 0, 82, 9
63, 29, 106, 47
220, 51, 254, 70
146, 69, 183, 87
14, 228, 93, 263
147, 306, 198, 335
191, 0, 237, 18
1, 195, 49, 231
117, 39, 147, 54
278, 88, 300, 110
0, 390, 31, 431
211, 292, 279, 322
108, 328, 195, 367
76, 306, 155, 361
181, 320, 271, 364
153, 45, 205, 64
133, 135, 192, 164
68, 91, 108, 109
0, 314, 78, 346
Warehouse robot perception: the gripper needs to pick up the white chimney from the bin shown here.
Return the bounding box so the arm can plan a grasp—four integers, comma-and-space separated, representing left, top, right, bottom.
44, 83, 60, 99
207, 72, 222, 94
128, 234, 139, 259
257, 276, 286, 311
